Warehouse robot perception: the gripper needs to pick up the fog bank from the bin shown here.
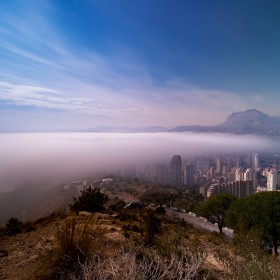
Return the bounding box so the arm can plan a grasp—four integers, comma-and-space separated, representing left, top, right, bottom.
0, 132, 277, 191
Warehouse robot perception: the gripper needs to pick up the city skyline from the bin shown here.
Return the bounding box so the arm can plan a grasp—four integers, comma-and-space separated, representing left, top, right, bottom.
1, 1, 280, 131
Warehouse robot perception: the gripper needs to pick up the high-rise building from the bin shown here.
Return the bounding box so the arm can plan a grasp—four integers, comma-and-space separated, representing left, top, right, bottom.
207, 179, 254, 199
157, 164, 168, 185
251, 153, 260, 170
209, 166, 215, 178
222, 165, 230, 174
236, 159, 241, 169
228, 180, 254, 199
183, 164, 195, 186
197, 159, 209, 173
243, 168, 253, 180
169, 155, 182, 187
267, 171, 279, 191
235, 168, 243, 181
216, 158, 221, 173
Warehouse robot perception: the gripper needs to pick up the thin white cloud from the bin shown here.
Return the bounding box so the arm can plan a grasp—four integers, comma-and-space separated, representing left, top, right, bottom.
0, 78, 249, 126
0, 1, 258, 128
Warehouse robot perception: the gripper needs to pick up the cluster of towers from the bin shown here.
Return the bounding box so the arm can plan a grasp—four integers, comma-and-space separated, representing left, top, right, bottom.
165, 153, 260, 199
121, 151, 280, 198
167, 155, 195, 187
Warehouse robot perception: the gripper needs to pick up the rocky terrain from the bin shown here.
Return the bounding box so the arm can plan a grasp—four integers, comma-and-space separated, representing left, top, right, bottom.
0, 212, 125, 280
170, 109, 280, 135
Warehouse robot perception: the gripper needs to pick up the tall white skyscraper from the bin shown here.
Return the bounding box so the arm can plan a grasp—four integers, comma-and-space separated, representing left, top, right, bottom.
169, 155, 182, 187
251, 153, 260, 170
235, 168, 243, 181
244, 168, 253, 180
267, 171, 279, 191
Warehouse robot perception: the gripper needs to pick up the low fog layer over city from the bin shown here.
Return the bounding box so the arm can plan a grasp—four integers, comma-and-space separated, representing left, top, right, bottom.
0, 132, 277, 192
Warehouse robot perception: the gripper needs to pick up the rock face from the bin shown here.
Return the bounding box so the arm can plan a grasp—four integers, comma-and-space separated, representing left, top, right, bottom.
220, 109, 270, 128
215, 109, 280, 135
170, 109, 280, 135
86, 109, 280, 135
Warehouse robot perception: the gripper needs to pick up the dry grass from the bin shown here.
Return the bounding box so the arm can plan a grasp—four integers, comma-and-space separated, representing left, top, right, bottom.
55, 216, 96, 263
65, 246, 207, 280
212, 233, 280, 280
32, 211, 209, 280
33, 215, 103, 279
30, 210, 280, 280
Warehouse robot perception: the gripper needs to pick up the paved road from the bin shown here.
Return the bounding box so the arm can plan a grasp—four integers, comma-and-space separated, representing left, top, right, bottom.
168, 210, 234, 239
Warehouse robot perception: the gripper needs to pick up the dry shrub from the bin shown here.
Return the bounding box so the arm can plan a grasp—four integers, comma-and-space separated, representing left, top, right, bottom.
34, 209, 67, 226
205, 231, 224, 246
34, 215, 103, 279
156, 224, 185, 258
66, 245, 207, 280
55, 216, 96, 264
213, 234, 280, 280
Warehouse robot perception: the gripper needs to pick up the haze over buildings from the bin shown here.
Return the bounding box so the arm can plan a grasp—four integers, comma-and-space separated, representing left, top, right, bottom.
0, 132, 277, 192
169, 155, 182, 187
2, 2, 280, 216
149, 151, 280, 200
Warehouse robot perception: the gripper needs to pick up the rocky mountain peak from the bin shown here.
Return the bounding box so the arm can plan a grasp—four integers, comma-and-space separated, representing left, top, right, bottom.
220, 109, 271, 128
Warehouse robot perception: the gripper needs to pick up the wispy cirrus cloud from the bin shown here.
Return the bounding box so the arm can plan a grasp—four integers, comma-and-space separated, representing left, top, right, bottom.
0, 0, 257, 129
0, 78, 247, 127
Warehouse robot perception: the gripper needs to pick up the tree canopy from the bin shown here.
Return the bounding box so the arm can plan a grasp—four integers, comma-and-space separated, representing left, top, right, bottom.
140, 189, 179, 207
194, 193, 237, 234
226, 191, 280, 255
69, 187, 109, 212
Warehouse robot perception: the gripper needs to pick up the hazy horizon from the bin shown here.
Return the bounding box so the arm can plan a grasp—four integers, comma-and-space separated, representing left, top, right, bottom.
0, 132, 277, 192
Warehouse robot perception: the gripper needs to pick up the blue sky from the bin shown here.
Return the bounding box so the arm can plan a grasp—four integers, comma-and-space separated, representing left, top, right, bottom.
0, 0, 280, 131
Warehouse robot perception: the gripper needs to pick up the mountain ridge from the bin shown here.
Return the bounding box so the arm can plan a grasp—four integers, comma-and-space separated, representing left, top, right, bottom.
86, 109, 280, 136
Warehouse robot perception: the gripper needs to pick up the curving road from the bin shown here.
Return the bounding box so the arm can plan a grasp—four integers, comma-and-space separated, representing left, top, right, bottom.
168, 210, 234, 239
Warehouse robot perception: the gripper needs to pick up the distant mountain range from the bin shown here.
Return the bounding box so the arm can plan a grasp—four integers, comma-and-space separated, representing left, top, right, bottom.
169, 109, 280, 135
86, 109, 280, 136
84, 125, 167, 133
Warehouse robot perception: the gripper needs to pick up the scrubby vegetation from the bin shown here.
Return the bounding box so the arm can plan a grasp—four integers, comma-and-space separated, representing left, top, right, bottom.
30, 203, 280, 280
32, 208, 209, 280
34, 215, 102, 279
227, 191, 280, 255
69, 187, 109, 212
1, 217, 35, 236
2, 183, 280, 279
194, 193, 236, 234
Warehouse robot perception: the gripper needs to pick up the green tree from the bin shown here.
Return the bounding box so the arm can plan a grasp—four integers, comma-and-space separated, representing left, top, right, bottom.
226, 191, 280, 255
109, 199, 126, 213
142, 209, 161, 245
69, 187, 109, 212
140, 189, 179, 207
194, 193, 236, 234
5, 217, 23, 235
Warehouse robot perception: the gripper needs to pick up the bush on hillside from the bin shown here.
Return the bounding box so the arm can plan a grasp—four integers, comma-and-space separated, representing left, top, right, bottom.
143, 209, 161, 245
108, 199, 126, 213
34, 216, 102, 279
5, 217, 23, 235
2, 218, 36, 236
69, 187, 109, 212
